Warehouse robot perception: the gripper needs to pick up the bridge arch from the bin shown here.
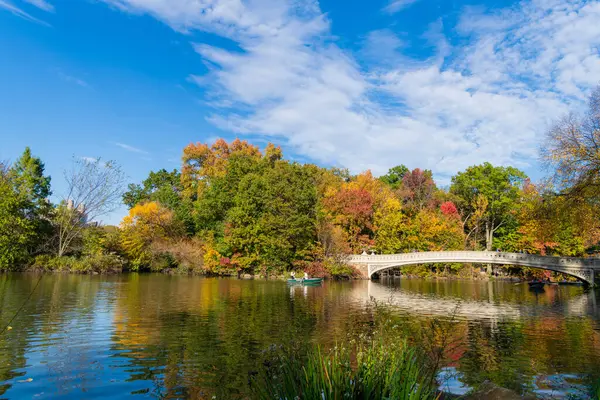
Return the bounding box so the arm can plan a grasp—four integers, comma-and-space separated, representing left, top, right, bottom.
369, 261, 590, 284
347, 251, 599, 285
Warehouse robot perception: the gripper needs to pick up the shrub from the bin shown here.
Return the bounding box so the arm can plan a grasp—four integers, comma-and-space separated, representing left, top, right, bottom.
303, 261, 329, 278
31, 254, 124, 274
31, 255, 76, 272
150, 238, 205, 273
79, 253, 124, 273
149, 251, 176, 272
325, 260, 359, 279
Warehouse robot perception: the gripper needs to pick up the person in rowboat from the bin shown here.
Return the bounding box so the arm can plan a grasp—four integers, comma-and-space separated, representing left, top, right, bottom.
290, 271, 296, 280
304, 272, 309, 280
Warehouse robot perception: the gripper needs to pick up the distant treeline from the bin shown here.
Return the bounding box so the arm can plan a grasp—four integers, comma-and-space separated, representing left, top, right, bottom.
2, 87, 600, 278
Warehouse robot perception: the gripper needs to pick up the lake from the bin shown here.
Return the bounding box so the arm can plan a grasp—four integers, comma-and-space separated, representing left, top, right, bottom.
0, 274, 599, 399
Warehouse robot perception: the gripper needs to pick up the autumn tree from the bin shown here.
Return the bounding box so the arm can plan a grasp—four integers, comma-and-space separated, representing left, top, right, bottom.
120, 201, 181, 269
322, 170, 399, 253
497, 181, 600, 256
399, 168, 437, 212
123, 169, 194, 235
324, 187, 374, 251
440, 201, 459, 217
374, 197, 405, 253
181, 138, 262, 198
450, 163, 526, 251
375, 196, 464, 254
541, 85, 600, 198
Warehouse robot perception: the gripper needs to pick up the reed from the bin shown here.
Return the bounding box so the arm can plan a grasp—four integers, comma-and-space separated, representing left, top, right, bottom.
252, 339, 438, 400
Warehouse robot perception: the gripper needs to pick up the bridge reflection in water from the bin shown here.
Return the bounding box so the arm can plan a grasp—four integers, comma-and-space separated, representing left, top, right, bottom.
343, 280, 598, 322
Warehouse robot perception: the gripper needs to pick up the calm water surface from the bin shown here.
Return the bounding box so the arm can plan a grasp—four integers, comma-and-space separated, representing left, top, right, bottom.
0, 274, 599, 399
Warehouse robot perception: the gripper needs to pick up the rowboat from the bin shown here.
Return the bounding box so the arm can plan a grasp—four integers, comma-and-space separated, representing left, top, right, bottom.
287, 278, 323, 285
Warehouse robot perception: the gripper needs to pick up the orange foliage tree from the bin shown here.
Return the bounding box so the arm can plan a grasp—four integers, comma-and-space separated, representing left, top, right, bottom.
321, 171, 396, 252
181, 138, 262, 198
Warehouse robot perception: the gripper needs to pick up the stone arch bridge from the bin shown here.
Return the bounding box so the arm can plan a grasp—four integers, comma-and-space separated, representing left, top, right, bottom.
347, 251, 600, 285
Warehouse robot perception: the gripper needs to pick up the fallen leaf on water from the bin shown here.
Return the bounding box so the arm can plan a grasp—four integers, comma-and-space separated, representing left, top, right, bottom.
6, 326, 12, 331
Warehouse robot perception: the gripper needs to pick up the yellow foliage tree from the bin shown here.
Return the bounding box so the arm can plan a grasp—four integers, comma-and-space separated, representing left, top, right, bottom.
120, 202, 178, 269
374, 197, 405, 253
375, 203, 464, 254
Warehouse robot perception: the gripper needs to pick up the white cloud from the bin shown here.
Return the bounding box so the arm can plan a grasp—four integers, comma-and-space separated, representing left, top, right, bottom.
0, 0, 49, 25
101, 0, 317, 36
382, 0, 420, 14
102, 0, 600, 180
113, 142, 149, 154
23, 0, 54, 12
58, 71, 89, 87
361, 29, 404, 66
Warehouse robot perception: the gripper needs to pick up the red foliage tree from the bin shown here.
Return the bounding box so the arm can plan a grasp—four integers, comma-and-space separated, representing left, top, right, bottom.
400, 168, 437, 211
440, 201, 459, 217
324, 188, 374, 251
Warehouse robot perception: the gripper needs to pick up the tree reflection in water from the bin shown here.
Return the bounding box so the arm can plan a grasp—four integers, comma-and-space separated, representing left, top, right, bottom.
0, 274, 598, 399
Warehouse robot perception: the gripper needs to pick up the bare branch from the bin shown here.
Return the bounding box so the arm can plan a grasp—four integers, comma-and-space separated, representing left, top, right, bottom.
541, 86, 600, 197
53, 157, 126, 256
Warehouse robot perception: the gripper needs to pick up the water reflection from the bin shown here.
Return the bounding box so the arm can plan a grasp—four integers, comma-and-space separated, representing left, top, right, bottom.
0, 274, 598, 399
358, 280, 598, 321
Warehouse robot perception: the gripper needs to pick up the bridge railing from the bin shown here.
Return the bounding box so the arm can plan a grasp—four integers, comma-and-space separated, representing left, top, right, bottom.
347, 251, 600, 268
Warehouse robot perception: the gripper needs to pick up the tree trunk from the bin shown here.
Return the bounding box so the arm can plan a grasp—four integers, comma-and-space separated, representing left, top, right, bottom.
485, 221, 493, 251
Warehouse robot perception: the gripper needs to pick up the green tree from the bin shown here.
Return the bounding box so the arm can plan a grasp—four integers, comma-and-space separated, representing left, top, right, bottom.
0, 167, 35, 269
8, 147, 52, 254
123, 169, 181, 208
224, 161, 317, 274
123, 169, 194, 235
379, 165, 409, 189
194, 151, 264, 237
9, 147, 51, 215
450, 163, 526, 251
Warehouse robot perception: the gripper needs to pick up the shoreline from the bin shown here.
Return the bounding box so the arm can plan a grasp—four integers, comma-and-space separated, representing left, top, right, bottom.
5, 268, 559, 284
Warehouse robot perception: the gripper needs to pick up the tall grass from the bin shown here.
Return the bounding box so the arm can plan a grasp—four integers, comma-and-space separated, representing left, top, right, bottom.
252, 339, 439, 400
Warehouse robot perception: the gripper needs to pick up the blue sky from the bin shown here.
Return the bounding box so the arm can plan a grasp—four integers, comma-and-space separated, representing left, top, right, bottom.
1, 0, 600, 224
